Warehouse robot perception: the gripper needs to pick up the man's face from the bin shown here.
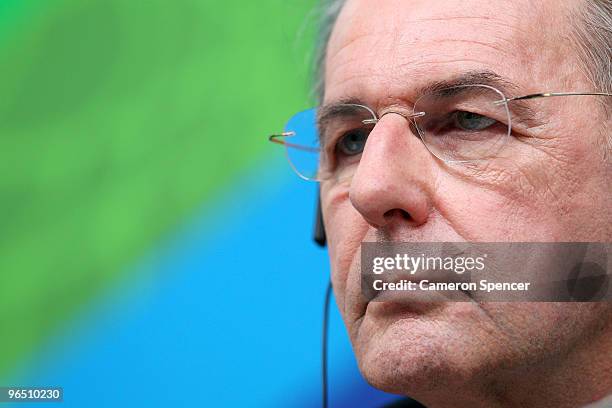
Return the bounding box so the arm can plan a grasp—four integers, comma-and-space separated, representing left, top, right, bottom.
321, 0, 611, 403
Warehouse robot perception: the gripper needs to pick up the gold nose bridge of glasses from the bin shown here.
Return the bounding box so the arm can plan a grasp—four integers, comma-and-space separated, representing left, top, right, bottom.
361, 110, 426, 125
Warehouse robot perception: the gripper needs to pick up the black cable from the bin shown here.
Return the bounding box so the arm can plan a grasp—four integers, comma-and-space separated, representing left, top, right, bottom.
322, 279, 332, 408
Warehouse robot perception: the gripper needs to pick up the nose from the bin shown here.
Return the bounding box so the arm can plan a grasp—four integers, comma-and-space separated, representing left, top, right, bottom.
349, 113, 434, 229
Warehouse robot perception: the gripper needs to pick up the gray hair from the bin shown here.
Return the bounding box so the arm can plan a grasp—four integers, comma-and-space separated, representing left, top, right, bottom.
570, 1, 612, 97
570, 1, 612, 156
312, 0, 345, 102
313, 0, 612, 101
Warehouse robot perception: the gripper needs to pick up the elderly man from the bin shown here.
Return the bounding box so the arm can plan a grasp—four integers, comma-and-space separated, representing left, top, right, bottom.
271, 0, 611, 407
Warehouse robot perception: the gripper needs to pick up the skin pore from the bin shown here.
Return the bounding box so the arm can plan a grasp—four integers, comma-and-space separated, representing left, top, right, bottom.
320, 0, 612, 407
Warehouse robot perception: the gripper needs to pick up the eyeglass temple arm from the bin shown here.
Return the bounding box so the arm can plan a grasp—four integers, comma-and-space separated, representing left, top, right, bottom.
269, 133, 320, 153
497, 91, 612, 105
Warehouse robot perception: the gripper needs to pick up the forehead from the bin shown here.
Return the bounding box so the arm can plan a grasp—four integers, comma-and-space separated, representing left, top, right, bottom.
325, 0, 577, 104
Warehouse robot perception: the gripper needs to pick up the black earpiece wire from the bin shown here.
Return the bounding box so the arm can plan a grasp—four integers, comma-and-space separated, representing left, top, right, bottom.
314, 190, 330, 408
322, 279, 332, 408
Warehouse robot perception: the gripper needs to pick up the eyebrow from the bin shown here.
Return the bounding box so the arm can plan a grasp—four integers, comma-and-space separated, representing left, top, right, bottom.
317, 97, 368, 126
416, 70, 520, 96
318, 70, 543, 139
316, 98, 372, 147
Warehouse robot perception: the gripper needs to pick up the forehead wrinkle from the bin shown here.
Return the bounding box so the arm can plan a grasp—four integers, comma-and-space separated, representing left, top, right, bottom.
329, 0, 535, 64
325, 36, 396, 100
423, 39, 515, 59
327, 16, 531, 99
390, 18, 527, 65
399, 14, 525, 35
324, 69, 394, 104
326, 28, 396, 75
386, 6, 528, 49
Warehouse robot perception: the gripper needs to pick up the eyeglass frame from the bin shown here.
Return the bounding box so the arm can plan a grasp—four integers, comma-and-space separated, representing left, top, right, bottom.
269, 86, 612, 181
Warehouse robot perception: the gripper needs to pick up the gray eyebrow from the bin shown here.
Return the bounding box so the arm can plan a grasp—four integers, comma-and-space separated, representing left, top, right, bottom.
317, 97, 368, 127
319, 70, 543, 136
316, 98, 371, 147
416, 70, 520, 96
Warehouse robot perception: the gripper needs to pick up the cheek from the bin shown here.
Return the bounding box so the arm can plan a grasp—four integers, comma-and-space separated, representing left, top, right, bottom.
437, 162, 572, 241
482, 303, 611, 359
434, 176, 535, 241
322, 187, 369, 302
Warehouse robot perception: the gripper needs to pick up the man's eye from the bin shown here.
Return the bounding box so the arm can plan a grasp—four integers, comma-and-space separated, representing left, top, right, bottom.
453, 111, 497, 131
336, 129, 368, 156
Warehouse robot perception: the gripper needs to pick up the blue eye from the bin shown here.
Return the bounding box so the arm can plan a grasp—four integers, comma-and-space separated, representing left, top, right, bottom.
454, 111, 497, 131
337, 129, 368, 156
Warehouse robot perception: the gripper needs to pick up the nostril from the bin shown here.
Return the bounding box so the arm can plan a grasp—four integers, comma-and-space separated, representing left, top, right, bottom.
383, 208, 412, 221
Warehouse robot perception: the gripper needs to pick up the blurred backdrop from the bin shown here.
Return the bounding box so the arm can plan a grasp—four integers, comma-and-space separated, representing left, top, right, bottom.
0, 1, 401, 406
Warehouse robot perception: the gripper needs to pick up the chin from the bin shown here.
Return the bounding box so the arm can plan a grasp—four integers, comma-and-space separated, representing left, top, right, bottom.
356, 317, 457, 394
352, 303, 500, 398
